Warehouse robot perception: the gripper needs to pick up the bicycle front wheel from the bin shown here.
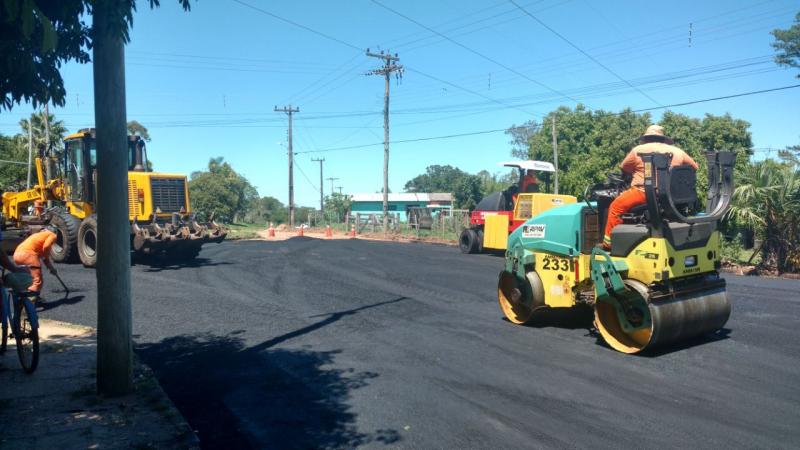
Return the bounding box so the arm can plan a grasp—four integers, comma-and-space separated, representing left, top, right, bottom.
13, 299, 39, 374
1, 292, 9, 353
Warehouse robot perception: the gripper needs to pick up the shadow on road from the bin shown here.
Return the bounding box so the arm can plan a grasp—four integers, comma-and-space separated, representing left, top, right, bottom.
137, 298, 407, 449
38, 294, 85, 312
522, 305, 595, 330
136, 257, 234, 273
631, 328, 733, 357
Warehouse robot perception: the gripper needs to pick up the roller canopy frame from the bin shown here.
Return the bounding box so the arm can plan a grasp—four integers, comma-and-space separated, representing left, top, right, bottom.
639, 151, 734, 237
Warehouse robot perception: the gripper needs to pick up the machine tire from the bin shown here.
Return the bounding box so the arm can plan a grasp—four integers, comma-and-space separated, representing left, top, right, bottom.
476, 229, 484, 253
77, 215, 98, 268
49, 208, 80, 263
459, 229, 479, 254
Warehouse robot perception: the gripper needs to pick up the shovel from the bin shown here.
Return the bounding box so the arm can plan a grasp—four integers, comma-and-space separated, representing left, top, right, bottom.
52, 272, 70, 299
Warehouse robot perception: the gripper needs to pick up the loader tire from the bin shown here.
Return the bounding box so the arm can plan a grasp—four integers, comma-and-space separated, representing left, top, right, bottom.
49, 209, 80, 263
77, 215, 98, 268
459, 229, 479, 254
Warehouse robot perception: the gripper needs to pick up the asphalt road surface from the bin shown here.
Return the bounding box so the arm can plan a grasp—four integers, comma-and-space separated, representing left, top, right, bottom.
38, 238, 800, 449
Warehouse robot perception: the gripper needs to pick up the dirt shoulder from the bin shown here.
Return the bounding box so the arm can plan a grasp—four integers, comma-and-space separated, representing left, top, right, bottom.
255, 228, 458, 247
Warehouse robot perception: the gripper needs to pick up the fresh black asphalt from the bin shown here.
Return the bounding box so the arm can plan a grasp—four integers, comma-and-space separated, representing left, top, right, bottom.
34, 238, 800, 449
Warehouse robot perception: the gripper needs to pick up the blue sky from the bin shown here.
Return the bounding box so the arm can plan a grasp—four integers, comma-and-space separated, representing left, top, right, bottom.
1, 0, 798, 207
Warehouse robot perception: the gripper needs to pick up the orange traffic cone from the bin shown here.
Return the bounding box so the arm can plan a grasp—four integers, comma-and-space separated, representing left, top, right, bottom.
267, 222, 275, 237
325, 225, 333, 238
298, 225, 304, 237
349, 225, 356, 238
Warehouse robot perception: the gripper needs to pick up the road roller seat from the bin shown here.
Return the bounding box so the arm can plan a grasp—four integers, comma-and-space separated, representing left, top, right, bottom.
664, 164, 699, 218
622, 163, 699, 223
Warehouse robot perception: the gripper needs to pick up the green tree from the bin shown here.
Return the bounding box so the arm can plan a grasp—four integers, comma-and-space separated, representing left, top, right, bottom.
727, 159, 800, 273
508, 106, 753, 198
404, 165, 469, 193
507, 121, 541, 159
404, 165, 485, 209
771, 12, 800, 76
189, 157, 258, 223
0, 0, 191, 110
19, 110, 67, 152
324, 192, 351, 221
453, 174, 483, 210
0, 133, 28, 190
509, 105, 651, 197
476, 169, 517, 197
244, 196, 288, 225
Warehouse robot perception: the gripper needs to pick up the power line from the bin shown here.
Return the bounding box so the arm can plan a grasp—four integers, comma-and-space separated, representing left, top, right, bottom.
628, 84, 800, 114
404, 67, 540, 117
294, 159, 319, 192
230, 0, 362, 51
512, 1, 663, 106
370, 0, 582, 105
295, 84, 800, 154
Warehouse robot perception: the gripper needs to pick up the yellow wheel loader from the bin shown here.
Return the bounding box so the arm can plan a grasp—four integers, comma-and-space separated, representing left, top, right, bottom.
498, 151, 734, 354
2, 128, 226, 267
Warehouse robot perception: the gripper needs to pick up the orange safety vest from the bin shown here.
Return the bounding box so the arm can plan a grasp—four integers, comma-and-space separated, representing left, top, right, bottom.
15, 230, 57, 257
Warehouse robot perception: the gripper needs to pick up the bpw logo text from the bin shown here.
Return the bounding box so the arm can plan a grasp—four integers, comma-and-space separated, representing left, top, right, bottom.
522, 224, 546, 238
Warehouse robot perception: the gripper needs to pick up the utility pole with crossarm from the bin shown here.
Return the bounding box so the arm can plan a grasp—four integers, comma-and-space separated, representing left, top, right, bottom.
275, 105, 299, 227
366, 48, 402, 234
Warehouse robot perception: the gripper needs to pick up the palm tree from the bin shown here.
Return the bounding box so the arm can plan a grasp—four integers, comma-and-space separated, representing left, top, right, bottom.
18, 110, 67, 153
727, 159, 800, 272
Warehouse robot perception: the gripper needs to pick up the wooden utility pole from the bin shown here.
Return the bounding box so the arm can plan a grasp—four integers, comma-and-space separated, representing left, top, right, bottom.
551, 116, 559, 195
312, 158, 325, 212
366, 49, 402, 234
26, 123, 32, 189
275, 105, 299, 227
93, 0, 133, 396
326, 177, 339, 197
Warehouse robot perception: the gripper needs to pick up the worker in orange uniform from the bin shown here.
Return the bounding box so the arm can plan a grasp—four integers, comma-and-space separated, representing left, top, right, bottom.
12, 225, 58, 300
601, 125, 698, 250
520, 169, 538, 193
33, 199, 44, 216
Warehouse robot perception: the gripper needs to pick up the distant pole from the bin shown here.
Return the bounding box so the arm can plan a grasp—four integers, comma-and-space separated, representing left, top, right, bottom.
327, 177, 339, 197
275, 105, 300, 227
44, 103, 50, 159
366, 48, 403, 234
551, 116, 558, 195
337, 186, 343, 195
44, 103, 52, 207
312, 158, 325, 212
93, 0, 133, 396
26, 123, 33, 189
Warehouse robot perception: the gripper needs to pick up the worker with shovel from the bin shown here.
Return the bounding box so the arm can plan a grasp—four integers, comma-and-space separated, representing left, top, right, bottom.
12, 225, 59, 302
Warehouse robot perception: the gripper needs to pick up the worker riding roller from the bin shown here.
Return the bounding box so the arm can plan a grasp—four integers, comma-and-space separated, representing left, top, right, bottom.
497, 125, 734, 354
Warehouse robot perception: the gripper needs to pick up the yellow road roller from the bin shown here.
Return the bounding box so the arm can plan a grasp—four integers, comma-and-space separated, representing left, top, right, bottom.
498, 151, 734, 354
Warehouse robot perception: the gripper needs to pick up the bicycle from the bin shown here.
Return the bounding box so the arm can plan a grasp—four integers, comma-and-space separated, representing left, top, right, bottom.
0, 272, 40, 374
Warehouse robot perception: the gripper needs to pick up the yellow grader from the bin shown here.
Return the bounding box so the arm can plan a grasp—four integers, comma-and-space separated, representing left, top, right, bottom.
498, 152, 734, 354
2, 128, 226, 267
